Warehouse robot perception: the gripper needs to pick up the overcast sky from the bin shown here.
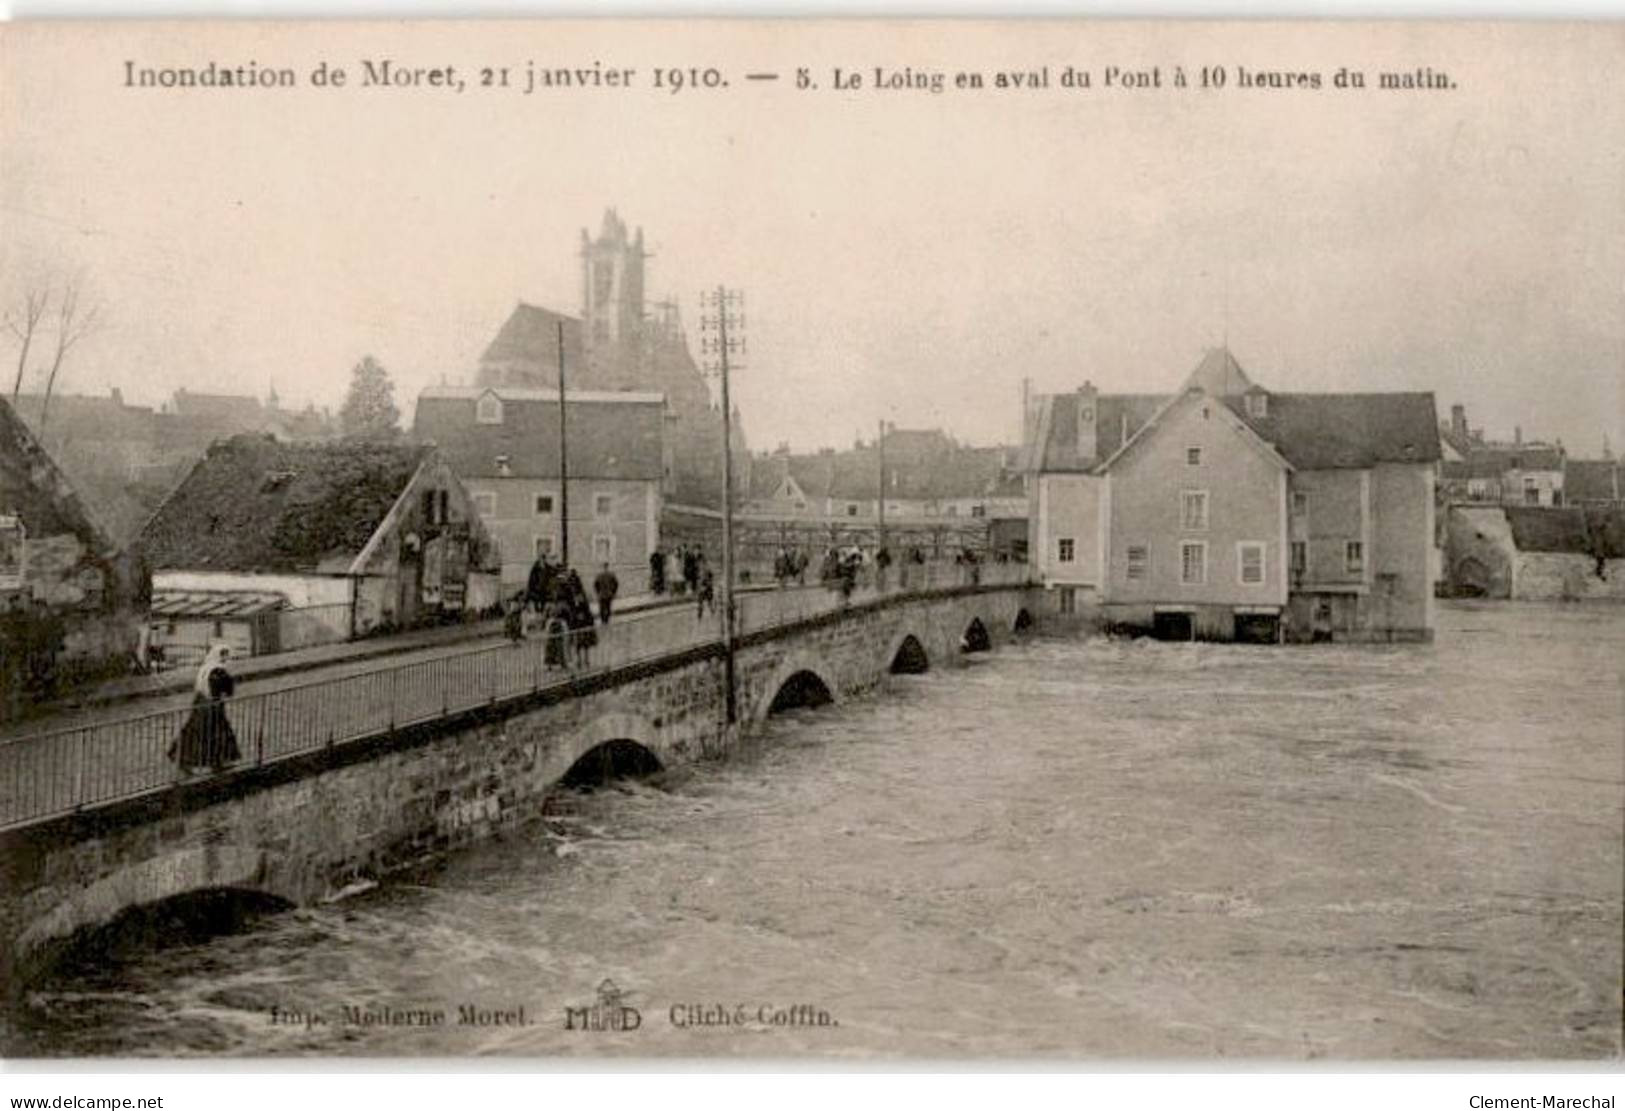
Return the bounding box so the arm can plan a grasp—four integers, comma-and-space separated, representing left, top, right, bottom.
3, 20, 1620, 455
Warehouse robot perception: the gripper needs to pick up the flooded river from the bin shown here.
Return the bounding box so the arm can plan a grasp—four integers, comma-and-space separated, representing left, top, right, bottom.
5, 602, 1621, 1059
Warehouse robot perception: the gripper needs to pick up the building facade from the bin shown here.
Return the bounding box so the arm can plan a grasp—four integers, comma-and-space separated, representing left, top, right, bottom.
413, 386, 665, 589
1028, 349, 1440, 642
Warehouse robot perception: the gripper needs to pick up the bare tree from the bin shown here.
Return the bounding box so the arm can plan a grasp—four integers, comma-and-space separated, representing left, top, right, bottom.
37, 276, 101, 435
5, 287, 49, 402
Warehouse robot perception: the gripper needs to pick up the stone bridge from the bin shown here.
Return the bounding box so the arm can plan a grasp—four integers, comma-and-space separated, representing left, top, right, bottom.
0, 575, 1043, 988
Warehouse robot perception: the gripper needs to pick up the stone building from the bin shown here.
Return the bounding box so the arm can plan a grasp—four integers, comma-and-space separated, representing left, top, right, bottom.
0, 397, 147, 717
1444, 504, 1625, 601
413, 386, 666, 589
1027, 348, 1441, 642
138, 435, 497, 661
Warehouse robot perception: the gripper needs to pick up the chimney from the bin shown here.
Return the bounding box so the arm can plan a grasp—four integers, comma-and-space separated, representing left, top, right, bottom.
1515, 425, 1523, 447
1075, 380, 1099, 463
110, 387, 123, 406
1450, 404, 1466, 441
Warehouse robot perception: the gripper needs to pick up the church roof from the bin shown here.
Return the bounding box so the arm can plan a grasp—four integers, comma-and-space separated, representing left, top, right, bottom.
479, 302, 585, 373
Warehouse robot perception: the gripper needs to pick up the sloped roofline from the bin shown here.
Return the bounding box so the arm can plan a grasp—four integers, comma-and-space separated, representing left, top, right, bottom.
1097, 387, 1294, 474
346, 450, 437, 575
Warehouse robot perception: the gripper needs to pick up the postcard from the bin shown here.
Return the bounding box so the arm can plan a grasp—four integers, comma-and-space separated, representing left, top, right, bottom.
0, 18, 1619, 1062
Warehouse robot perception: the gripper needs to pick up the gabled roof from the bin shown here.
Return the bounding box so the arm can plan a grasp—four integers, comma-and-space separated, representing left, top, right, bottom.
0, 396, 116, 556
1031, 391, 1165, 472
1101, 387, 1294, 474
138, 435, 434, 573
1223, 392, 1441, 469
413, 388, 664, 481
479, 302, 585, 372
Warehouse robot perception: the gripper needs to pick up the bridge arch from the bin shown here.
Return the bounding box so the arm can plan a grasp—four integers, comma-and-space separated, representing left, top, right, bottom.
886, 631, 931, 674
551, 711, 665, 786
15, 845, 296, 978
757, 652, 839, 722
960, 616, 992, 653
1012, 607, 1035, 636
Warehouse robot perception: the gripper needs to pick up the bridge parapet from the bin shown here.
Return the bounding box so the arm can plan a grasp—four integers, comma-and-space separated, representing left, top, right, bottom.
0, 563, 1030, 832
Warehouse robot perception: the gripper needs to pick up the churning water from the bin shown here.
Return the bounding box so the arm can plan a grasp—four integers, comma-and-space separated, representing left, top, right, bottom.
5, 602, 1621, 1059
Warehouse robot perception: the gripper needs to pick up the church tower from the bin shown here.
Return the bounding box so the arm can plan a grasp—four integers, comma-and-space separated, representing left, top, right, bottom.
580, 209, 647, 387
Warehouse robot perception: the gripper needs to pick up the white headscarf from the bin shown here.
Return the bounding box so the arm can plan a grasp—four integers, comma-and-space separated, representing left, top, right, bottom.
195, 643, 231, 697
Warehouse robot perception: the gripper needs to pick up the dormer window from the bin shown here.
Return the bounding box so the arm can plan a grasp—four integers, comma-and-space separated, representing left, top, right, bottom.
1245, 392, 1269, 419
476, 393, 504, 425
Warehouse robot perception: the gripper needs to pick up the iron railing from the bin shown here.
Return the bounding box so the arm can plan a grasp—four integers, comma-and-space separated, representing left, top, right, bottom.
0, 562, 1028, 831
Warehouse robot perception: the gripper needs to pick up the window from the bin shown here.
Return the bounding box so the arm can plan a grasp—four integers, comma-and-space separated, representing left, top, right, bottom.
1290, 540, 1307, 575
1126, 545, 1148, 581
1186, 447, 1202, 466
1180, 541, 1207, 585
1057, 537, 1076, 564
534, 536, 554, 558
970, 504, 986, 518
1523, 478, 1540, 505
1238, 542, 1266, 585
473, 492, 497, 518
847, 504, 859, 517
1345, 540, 1364, 574
1291, 491, 1308, 516
594, 493, 614, 519
535, 494, 554, 516
592, 534, 615, 563
438, 489, 449, 524
1058, 587, 1077, 615
1245, 392, 1269, 418
475, 394, 503, 424
1180, 490, 1209, 531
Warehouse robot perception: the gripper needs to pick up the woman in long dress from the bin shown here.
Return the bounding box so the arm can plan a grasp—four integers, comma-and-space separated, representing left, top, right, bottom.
169, 644, 242, 774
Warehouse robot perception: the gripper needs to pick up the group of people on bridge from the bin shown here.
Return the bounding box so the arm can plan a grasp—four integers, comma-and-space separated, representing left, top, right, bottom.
647, 544, 717, 620
503, 554, 621, 668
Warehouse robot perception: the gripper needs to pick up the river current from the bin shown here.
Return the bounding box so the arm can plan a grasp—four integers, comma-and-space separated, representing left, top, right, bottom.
5, 602, 1621, 1059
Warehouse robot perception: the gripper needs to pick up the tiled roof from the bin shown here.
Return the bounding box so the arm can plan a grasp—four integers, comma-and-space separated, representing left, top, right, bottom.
413, 388, 664, 481
138, 435, 433, 573
1031, 392, 1167, 472
1224, 392, 1442, 469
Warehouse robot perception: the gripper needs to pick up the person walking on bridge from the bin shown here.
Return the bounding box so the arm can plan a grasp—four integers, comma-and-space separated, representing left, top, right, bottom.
168, 643, 241, 776
594, 563, 620, 625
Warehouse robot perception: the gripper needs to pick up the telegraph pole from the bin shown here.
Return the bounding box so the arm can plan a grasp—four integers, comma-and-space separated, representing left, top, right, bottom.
699, 287, 745, 725
556, 321, 569, 568
877, 418, 887, 556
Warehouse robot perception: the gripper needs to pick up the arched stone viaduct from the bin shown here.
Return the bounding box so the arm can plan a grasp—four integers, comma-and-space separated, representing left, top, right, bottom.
0, 583, 1041, 987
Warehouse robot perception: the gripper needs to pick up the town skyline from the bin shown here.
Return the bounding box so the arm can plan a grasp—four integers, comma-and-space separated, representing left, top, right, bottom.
2, 22, 1619, 458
